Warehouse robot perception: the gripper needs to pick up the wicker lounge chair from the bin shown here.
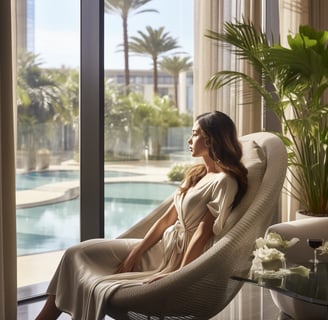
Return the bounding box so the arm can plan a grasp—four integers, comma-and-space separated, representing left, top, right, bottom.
105, 131, 287, 320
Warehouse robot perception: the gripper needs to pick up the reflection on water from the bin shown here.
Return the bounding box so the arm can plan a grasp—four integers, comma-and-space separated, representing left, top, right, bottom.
17, 199, 79, 256
17, 182, 176, 256
16, 170, 140, 190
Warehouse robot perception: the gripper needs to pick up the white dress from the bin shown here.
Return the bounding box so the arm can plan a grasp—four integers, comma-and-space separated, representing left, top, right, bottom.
47, 172, 237, 320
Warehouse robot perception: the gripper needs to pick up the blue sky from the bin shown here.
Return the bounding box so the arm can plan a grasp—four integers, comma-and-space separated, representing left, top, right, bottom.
34, 0, 193, 69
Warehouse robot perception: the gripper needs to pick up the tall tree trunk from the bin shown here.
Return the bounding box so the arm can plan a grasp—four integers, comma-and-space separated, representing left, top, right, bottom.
174, 75, 178, 108
122, 17, 130, 91
153, 56, 158, 94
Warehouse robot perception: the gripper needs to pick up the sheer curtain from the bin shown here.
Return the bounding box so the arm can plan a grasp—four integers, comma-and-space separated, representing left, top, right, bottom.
193, 0, 263, 136
278, 0, 309, 221
0, 0, 17, 319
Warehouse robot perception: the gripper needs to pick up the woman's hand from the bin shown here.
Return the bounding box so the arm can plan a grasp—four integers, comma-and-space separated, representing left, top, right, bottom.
116, 203, 178, 274
115, 247, 141, 274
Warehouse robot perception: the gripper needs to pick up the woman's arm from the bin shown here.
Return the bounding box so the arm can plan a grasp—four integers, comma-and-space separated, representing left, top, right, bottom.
179, 210, 215, 268
116, 201, 178, 273
146, 209, 215, 283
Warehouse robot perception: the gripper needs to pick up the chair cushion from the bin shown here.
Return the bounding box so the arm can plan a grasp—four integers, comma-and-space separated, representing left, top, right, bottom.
241, 139, 267, 197
213, 139, 267, 236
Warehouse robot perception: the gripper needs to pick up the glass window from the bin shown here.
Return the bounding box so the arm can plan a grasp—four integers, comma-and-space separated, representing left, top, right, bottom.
16, 0, 194, 299
16, 0, 80, 295
104, 0, 194, 239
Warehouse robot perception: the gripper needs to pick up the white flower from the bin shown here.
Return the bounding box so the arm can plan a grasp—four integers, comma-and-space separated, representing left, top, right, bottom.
256, 232, 299, 250
255, 237, 266, 249
251, 233, 309, 278
253, 266, 310, 279
287, 265, 310, 278
251, 246, 286, 272
254, 246, 286, 262
318, 240, 328, 255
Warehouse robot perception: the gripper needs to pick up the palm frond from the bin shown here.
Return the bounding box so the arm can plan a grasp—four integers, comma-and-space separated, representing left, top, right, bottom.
206, 20, 328, 214
206, 70, 282, 115
205, 19, 270, 74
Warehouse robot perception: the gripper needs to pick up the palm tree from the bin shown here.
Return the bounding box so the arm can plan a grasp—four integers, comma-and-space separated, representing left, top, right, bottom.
159, 55, 192, 108
17, 51, 60, 169
52, 67, 80, 154
104, 0, 158, 89
17, 51, 59, 118
52, 68, 79, 123
129, 26, 179, 94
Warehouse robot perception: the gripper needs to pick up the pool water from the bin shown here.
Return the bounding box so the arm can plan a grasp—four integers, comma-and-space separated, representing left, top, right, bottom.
17, 181, 177, 256
16, 170, 140, 190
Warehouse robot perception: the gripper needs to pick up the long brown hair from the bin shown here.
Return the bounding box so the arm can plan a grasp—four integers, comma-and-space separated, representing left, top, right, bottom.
180, 111, 248, 209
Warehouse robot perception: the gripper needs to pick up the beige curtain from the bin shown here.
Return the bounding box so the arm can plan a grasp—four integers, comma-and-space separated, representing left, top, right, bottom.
278, 0, 309, 47
193, 0, 263, 135
0, 0, 17, 319
278, 0, 309, 221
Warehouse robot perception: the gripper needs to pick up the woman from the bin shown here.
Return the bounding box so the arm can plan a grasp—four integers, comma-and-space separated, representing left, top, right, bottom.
36, 111, 248, 320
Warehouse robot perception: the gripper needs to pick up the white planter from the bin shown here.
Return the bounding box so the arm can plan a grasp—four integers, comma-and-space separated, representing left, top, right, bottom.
296, 210, 328, 219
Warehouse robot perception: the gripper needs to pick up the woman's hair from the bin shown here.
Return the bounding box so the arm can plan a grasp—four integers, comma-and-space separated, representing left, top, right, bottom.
180, 111, 248, 209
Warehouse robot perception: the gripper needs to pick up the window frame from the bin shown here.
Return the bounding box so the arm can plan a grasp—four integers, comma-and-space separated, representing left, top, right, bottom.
17, 0, 105, 302
80, 0, 105, 240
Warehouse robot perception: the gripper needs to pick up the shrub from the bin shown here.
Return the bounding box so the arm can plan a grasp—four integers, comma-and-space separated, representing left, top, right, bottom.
167, 163, 191, 182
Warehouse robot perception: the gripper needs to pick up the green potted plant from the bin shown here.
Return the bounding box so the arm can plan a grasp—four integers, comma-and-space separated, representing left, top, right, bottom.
205, 20, 328, 216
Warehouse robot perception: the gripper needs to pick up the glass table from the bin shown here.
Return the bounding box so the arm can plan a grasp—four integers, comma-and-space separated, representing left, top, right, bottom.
232, 262, 328, 306
232, 262, 328, 319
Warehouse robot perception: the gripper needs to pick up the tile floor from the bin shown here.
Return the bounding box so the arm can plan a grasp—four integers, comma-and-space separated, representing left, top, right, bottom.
18, 283, 291, 320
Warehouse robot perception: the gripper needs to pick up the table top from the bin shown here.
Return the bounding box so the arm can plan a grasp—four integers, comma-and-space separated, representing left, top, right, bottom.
232, 262, 328, 307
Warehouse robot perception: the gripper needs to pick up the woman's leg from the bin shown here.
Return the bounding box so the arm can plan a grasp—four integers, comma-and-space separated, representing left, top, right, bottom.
35, 239, 143, 319
35, 295, 62, 320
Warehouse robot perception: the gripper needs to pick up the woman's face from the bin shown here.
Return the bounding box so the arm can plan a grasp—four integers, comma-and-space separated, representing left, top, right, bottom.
187, 121, 209, 157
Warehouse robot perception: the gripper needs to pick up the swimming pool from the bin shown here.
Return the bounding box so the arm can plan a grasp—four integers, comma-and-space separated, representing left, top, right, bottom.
17, 181, 177, 256
16, 170, 140, 190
